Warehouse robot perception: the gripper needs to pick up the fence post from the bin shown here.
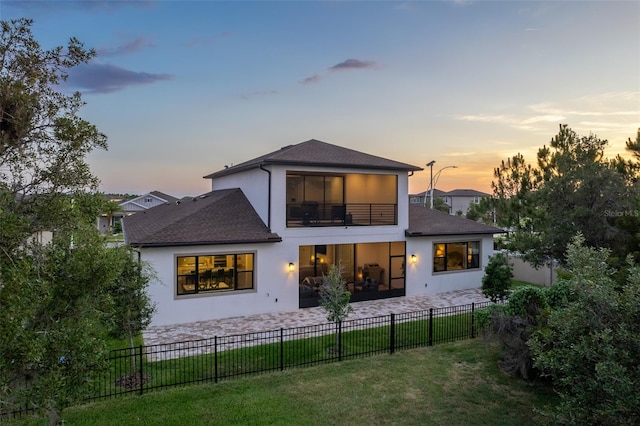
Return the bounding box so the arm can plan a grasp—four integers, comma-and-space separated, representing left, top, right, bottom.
390, 313, 395, 354
280, 328, 284, 371
471, 303, 475, 339
428, 308, 433, 346
214, 336, 218, 383
338, 321, 343, 362
138, 345, 144, 396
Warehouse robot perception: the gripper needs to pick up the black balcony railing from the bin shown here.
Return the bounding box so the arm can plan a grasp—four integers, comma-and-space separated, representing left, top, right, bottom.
286, 202, 397, 227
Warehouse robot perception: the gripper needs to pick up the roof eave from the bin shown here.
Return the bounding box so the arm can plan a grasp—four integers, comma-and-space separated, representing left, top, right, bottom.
129, 236, 282, 248
405, 229, 506, 237
205, 160, 422, 179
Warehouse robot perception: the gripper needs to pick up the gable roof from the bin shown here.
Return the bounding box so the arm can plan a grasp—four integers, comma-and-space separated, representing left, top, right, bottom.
123, 188, 281, 247
149, 191, 180, 203
411, 189, 447, 197
204, 139, 423, 179
444, 189, 491, 197
118, 191, 178, 212
406, 204, 504, 237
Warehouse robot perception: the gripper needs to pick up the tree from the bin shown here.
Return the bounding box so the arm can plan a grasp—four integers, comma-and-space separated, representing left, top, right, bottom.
100, 197, 122, 235
106, 246, 156, 373
432, 196, 450, 213
0, 19, 153, 424
319, 264, 354, 354
481, 253, 513, 302
491, 125, 635, 267
528, 236, 640, 425
491, 152, 540, 229
466, 196, 495, 223
626, 129, 640, 161
319, 263, 353, 323
1, 225, 122, 424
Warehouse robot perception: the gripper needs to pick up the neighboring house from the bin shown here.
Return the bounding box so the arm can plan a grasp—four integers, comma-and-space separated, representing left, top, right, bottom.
409, 189, 446, 207
410, 188, 491, 216
443, 189, 491, 216
124, 140, 503, 327
98, 191, 179, 234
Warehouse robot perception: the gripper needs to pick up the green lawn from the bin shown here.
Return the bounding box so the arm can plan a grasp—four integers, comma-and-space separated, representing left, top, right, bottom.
89, 311, 480, 397
12, 339, 557, 425
511, 279, 542, 289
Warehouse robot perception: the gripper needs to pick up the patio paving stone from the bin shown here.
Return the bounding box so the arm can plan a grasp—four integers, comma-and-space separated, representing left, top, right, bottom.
143, 288, 490, 346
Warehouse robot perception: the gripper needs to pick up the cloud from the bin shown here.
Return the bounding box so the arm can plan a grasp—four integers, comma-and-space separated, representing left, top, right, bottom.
329, 59, 375, 71
299, 74, 321, 85
521, 115, 566, 124
457, 114, 511, 123
66, 62, 172, 94
97, 36, 156, 57
455, 91, 640, 141
299, 58, 376, 85
3, 0, 154, 14
530, 92, 640, 117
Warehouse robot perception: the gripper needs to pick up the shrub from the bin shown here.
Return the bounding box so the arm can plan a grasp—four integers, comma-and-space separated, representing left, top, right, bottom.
481, 253, 513, 302
528, 237, 640, 424
482, 286, 548, 380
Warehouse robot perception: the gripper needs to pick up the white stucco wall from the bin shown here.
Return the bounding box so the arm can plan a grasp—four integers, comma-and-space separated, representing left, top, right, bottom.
142, 242, 300, 327
509, 255, 556, 286
405, 235, 495, 296
143, 232, 495, 327
142, 165, 492, 327
210, 167, 271, 226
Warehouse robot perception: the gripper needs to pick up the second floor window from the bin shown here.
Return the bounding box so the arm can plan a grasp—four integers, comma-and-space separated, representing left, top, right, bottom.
286, 172, 398, 227
287, 174, 344, 207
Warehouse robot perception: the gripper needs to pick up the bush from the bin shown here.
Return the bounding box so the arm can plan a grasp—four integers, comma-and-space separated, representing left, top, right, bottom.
528, 237, 640, 424
481, 253, 513, 302
481, 286, 548, 380
506, 286, 548, 319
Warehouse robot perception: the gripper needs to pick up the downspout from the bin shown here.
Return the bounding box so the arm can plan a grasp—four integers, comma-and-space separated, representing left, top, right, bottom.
259, 164, 272, 229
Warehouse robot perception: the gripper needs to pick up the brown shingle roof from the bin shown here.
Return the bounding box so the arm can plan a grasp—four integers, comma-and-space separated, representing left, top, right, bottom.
204, 139, 423, 179
123, 188, 281, 247
445, 189, 491, 197
406, 204, 504, 237
148, 191, 180, 203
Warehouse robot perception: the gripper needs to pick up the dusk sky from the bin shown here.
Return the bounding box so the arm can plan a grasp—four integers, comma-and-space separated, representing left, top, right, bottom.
1, 0, 638, 197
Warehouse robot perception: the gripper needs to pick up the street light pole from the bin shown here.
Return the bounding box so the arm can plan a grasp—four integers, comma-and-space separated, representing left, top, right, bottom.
426, 162, 457, 209
426, 160, 435, 208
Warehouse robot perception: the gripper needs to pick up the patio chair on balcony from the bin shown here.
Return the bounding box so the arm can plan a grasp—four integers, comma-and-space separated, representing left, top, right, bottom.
301, 201, 319, 225
331, 204, 346, 223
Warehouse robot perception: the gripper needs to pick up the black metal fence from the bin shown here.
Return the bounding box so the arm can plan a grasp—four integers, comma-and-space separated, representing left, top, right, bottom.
4, 301, 493, 419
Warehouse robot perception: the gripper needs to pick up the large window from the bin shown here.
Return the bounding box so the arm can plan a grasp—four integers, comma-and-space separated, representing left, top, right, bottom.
286, 172, 398, 227
176, 253, 254, 295
433, 242, 480, 272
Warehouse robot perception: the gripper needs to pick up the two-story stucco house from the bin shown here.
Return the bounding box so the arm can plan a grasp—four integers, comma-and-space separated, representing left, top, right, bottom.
443, 189, 491, 216
124, 140, 502, 327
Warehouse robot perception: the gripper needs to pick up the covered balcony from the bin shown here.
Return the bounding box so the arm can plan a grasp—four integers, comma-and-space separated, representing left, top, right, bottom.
286, 172, 398, 228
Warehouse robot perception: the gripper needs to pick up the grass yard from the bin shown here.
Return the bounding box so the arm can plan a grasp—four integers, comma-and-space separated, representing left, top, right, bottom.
12, 339, 557, 425
511, 279, 542, 289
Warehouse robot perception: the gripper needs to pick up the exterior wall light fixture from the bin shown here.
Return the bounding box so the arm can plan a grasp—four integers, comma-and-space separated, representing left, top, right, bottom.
410, 254, 417, 264
288, 262, 296, 272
